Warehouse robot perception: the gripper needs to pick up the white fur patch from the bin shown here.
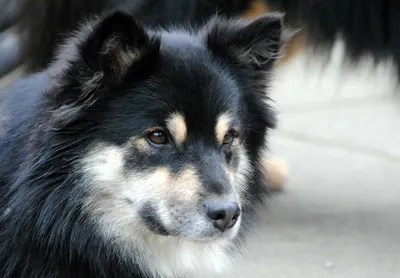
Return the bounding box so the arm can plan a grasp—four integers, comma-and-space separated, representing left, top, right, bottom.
138, 237, 236, 278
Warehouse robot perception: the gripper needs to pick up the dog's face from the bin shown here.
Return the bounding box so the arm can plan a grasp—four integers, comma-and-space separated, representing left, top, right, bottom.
46, 10, 282, 275
80, 60, 250, 241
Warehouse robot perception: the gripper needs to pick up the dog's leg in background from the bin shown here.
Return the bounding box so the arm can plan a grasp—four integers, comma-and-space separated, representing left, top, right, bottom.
262, 157, 288, 192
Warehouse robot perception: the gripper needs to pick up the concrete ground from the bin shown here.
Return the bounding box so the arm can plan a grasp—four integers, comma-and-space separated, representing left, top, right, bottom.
222, 41, 400, 278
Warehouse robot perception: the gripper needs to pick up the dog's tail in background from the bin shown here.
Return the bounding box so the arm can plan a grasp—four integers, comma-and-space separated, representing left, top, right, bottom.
268, 0, 400, 78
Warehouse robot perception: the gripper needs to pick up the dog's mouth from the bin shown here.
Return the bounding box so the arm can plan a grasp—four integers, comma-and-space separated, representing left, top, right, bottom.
157, 221, 241, 242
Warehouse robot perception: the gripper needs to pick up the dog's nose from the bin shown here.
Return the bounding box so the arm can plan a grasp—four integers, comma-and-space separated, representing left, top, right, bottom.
204, 200, 241, 232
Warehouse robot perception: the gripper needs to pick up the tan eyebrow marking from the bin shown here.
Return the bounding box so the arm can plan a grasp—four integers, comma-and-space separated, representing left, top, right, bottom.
215, 112, 234, 145
166, 112, 187, 147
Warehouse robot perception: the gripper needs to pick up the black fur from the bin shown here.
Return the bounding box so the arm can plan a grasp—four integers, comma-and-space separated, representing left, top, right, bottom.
269, 0, 400, 74
0, 11, 283, 278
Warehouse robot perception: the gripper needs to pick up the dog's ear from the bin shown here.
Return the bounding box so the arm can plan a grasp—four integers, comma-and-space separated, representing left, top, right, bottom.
205, 13, 285, 70
79, 11, 160, 87
50, 11, 160, 127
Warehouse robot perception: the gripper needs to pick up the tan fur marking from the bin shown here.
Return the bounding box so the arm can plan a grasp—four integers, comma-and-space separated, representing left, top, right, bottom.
132, 137, 151, 153
171, 166, 201, 200
244, 0, 272, 19
151, 167, 173, 190
166, 113, 187, 146
215, 113, 233, 145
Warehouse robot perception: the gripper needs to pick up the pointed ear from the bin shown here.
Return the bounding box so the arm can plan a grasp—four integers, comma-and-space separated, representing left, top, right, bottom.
206, 13, 286, 70
79, 10, 160, 87
50, 11, 160, 127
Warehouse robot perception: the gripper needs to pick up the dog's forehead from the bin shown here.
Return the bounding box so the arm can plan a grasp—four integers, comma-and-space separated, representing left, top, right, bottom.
128, 39, 242, 125
106, 33, 243, 143
156, 67, 240, 136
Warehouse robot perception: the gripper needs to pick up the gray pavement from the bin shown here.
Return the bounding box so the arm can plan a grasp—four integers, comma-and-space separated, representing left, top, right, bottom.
222, 41, 400, 278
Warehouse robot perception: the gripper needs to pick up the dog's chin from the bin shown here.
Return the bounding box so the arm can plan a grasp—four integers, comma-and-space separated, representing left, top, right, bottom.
152, 221, 241, 243
186, 229, 239, 243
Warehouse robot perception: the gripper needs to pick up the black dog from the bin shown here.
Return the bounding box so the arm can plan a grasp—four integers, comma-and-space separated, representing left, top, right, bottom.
0, 10, 283, 278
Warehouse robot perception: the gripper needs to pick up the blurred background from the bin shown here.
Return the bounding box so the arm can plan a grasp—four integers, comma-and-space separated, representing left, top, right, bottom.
1, 0, 399, 277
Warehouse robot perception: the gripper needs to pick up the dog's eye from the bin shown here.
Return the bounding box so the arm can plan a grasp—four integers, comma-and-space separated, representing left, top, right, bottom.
222, 130, 239, 146
148, 129, 168, 145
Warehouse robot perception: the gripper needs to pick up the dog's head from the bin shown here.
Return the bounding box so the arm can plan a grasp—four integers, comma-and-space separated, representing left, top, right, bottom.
44, 10, 283, 275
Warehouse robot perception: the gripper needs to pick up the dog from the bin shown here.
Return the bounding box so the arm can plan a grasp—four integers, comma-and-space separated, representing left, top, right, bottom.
0, 10, 284, 277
